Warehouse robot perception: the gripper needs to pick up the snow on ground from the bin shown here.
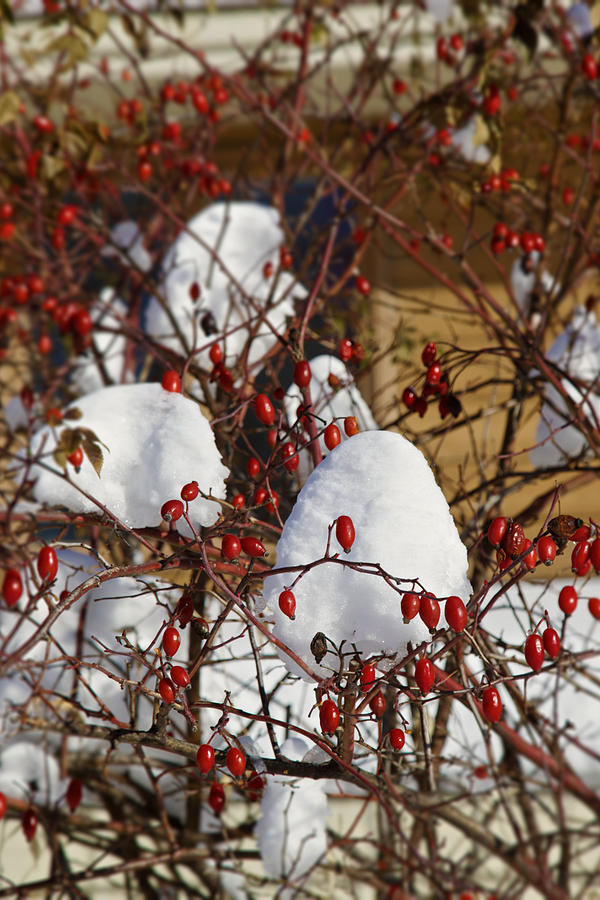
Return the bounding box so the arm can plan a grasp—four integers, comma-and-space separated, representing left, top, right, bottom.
144, 201, 306, 369
284, 353, 377, 481
264, 430, 471, 679
29, 382, 229, 531
530, 303, 600, 468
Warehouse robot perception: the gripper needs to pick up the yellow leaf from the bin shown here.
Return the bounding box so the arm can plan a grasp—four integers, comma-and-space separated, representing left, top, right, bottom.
0, 91, 20, 126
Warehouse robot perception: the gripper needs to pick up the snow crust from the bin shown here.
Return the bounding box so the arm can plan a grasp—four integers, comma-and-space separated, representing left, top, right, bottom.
29, 382, 228, 530
530, 304, 600, 468
145, 202, 306, 367
265, 430, 471, 679
256, 737, 328, 884
102, 220, 152, 272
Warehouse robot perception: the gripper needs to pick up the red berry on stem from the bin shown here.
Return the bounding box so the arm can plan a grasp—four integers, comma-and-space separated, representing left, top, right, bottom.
481, 686, 502, 723
590, 538, 600, 572
335, 515, 355, 552
426, 362, 442, 386
162, 626, 181, 656
208, 782, 225, 814
389, 728, 405, 750
360, 664, 376, 692
339, 338, 353, 362
537, 536, 557, 566
254, 393, 275, 427
421, 342, 437, 366
37, 546, 58, 582
66, 777, 82, 813
582, 52, 598, 80
344, 416, 359, 436
170, 666, 190, 688
502, 521, 525, 558
522, 538, 537, 570
2, 569, 23, 607
240, 536, 266, 557
415, 659, 435, 694
589, 597, 600, 619
543, 628, 561, 659
278, 589, 296, 619
22, 809, 37, 842
369, 691, 386, 717
226, 747, 246, 777
222, 534, 241, 560
67, 446, 84, 468
402, 386, 417, 410
320, 699, 340, 734
181, 481, 199, 502
445, 595, 467, 631
324, 423, 341, 450
209, 343, 222, 365
487, 517, 507, 548
419, 593, 440, 632
293, 360, 311, 388
196, 744, 215, 773
524, 633, 544, 672
158, 678, 176, 703
401, 592, 420, 622
0, 792, 6, 819
247, 457, 260, 479
161, 499, 184, 523
161, 370, 181, 392
558, 585, 577, 616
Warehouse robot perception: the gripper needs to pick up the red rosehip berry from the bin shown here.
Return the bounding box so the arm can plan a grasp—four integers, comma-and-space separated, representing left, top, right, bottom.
37, 546, 58, 582
389, 728, 405, 750
415, 658, 435, 694
161, 370, 181, 392
161, 499, 184, 523
240, 536, 266, 557
278, 589, 296, 619
176, 594, 194, 628
170, 666, 190, 688
196, 744, 215, 773
324, 423, 341, 450
232, 493, 245, 509
222, 534, 241, 560
582, 52, 598, 80
444, 595, 467, 631
280, 442, 299, 472
522, 538, 537, 570
590, 538, 600, 572
421, 342, 437, 366
589, 597, 600, 619
0, 792, 6, 819
425, 362, 442, 386
247, 457, 260, 479
254, 393, 275, 427
226, 746, 246, 777
344, 416, 359, 436
481, 686, 502, 723
158, 678, 176, 703
558, 585, 577, 616
319, 699, 340, 734
209, 343, 222, 365
537, 536, 557, 566
338, 338, 353, 362
208, 782, 225, 814
524, 633, 544, 672
369, 691, 386, 717
501, 521, 525, 558
162, 626, 181, 656
487, 517, 508, 548
360, 664, 376, 692
66, 777, 83, 813
543, 627, 561, 659
419, 593, 440, 632
181, 481, 199, 502
402, 386, 417, 410
2, 569, 23, 607
293, 360, 311, 388
335, 515, 355, 552
22, 809, 38, 842
401, 592, 420, 622
355, 274, 370, 295
67, 446, 84, 468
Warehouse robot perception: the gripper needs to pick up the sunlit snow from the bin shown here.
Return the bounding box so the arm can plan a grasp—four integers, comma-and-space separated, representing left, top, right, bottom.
265, 430, 471, 679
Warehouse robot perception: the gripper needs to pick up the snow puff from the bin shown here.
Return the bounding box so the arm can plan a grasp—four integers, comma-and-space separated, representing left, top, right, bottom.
145, 201, 306, 368
264, 430, 471, 679
530, 304, 600, 468
256, 737, 328, 883
29, 382, 229, 530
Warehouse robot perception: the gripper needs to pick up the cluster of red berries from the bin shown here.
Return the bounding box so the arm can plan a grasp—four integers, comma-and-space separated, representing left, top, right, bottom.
2, 544, 59, 607
480, 166, 520, 196
221, 533, 267, 560
435, 33, 465, 67
488, 514, 598, 574
402, 341, 461, 420
490, 223, 545, 256
400, 591, 468, 634
524, 628, 560, 673
556, 584, 600, 620
195, 742, 260, 815
338, 337, 364, 364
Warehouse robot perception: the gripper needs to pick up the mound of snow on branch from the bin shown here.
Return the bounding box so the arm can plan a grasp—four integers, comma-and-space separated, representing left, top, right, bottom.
285, 353, 377, 479
30, 382, 228, 530
256, 737, 328, 887
530, 304, 600, 468
145, 201, 306, 368
265, 430, 471, 679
